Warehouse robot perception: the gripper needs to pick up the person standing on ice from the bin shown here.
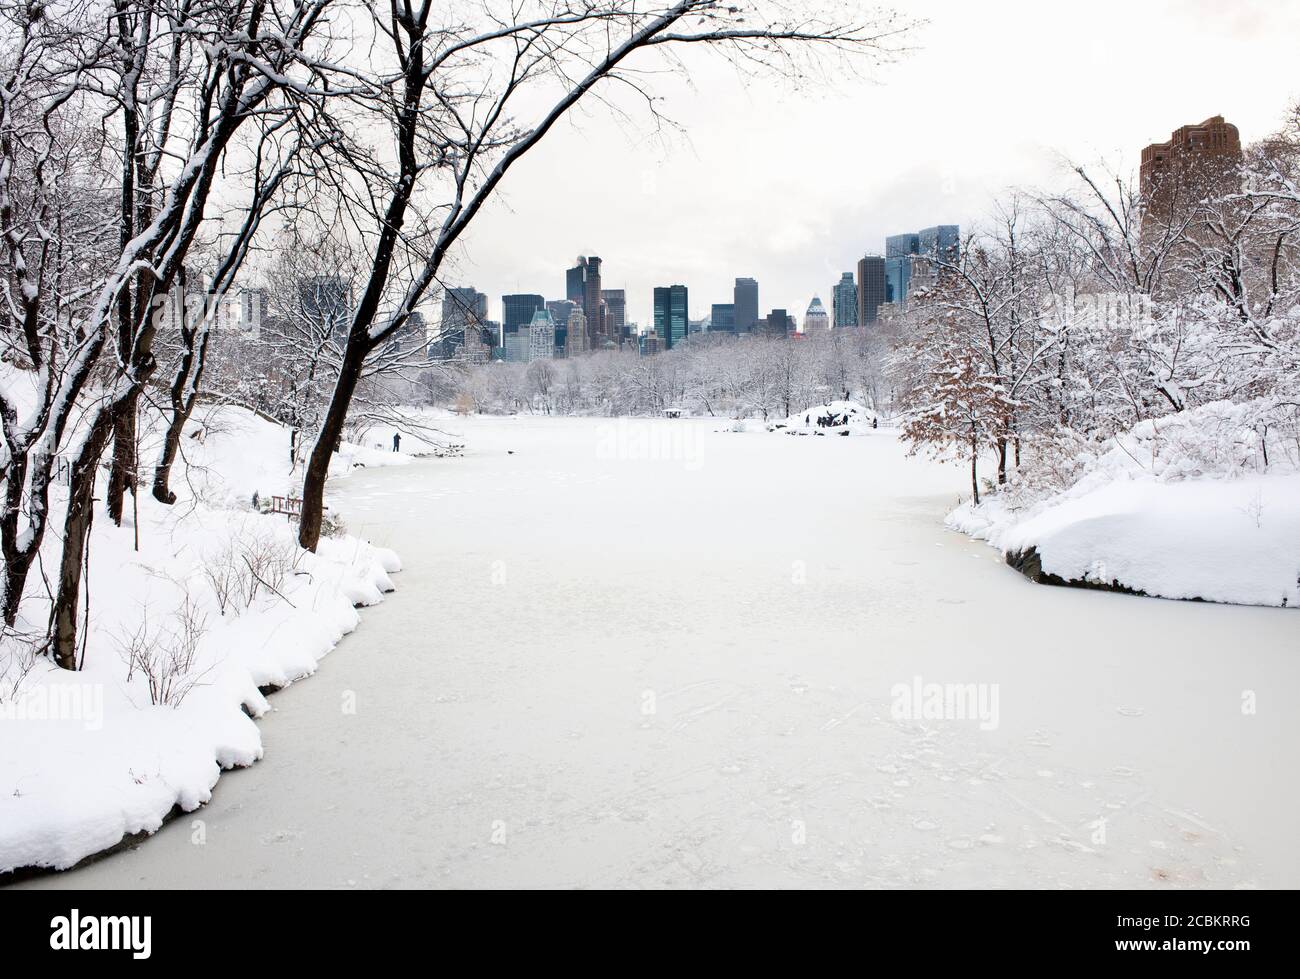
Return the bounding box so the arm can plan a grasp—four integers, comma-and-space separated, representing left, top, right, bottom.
393, 433, 401, 453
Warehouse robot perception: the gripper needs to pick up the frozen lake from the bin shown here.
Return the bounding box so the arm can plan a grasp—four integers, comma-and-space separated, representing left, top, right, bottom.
22, 416, 1300, 888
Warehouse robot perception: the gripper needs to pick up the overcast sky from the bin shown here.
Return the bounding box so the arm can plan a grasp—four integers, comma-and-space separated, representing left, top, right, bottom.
444, 0, 1299, 330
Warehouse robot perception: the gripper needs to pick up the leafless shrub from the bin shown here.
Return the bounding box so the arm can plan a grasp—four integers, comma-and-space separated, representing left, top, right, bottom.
202, 527, 303, 615
117, 594, 210, 708
0, 626, 40, 705
202, 546, 241, 617
240, 531, 302, 607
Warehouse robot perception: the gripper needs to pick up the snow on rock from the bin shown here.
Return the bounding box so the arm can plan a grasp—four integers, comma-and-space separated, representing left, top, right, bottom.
949, 400, 1300, 608
768, 400, 883, 437
0, 403, 402, 875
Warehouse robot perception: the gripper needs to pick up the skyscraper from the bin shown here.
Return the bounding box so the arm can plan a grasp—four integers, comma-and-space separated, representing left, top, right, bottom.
503, 327, 529, 363
438, 286, 488, 357
565, 261, 586, 303
832, 273, 857, 328
527, 310, 555, 362
546, 299, 576, 355
566, 256, 606, 348
885, 233, 920, 306
502, 294, 545, 339
583, 256, 603, 347
460, 320, 493, 363
601, 289, 627, 344
856, 256, 887, 326
565, 307, 588, 357
710, 303, 736, 333
918, 226, 960, 262
881, 226, 960, 307
886, 233, 921, 258
653, 285, 689, 349
804, 296, 830, 333
734, 277, 759, 333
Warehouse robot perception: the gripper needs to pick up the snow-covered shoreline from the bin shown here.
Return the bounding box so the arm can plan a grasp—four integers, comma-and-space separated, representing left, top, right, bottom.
947, 402, 1300, 609
0, 404, 404, 877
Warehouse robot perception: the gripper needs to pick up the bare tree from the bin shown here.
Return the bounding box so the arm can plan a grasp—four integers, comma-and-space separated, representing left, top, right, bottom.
152, 111, 317, 503
0, 0, 114, 626
293, 0, 910, 550
42, 0, 336, 669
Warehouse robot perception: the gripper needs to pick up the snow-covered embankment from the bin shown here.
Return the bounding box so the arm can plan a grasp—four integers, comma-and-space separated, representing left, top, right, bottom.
949, 401, 1300, 608
0, 404, 404, 875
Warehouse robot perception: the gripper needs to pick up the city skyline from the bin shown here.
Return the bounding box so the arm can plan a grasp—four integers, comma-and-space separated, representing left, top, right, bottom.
433, 1, 1296, 329
432, 218, 961, 348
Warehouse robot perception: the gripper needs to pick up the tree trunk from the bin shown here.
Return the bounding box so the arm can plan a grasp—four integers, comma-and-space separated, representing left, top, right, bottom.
1, 550, 33, 627
996, 437, 1008, 485
151, 408, 186, 505
152, 319, 211, 505
52, 411, 114, 670
971, 445, 980, 505
106, 392, 139, 524
1, 457, 34, 626
298, 342, 368, 551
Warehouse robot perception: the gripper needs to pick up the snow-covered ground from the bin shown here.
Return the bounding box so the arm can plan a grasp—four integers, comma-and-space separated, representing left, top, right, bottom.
768, 400, 882, 436
14, 415, 1298, 888
0, 403, 400, 875
949, 401, 1300, 608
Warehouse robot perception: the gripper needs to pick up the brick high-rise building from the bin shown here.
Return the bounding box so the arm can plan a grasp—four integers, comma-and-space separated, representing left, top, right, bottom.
583, 257, 604, 347
1140, 115, 1242, 232
565, 256, 607, 348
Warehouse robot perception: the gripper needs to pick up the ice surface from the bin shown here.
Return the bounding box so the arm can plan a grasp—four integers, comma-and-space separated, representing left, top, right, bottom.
13, 416, 1299, 888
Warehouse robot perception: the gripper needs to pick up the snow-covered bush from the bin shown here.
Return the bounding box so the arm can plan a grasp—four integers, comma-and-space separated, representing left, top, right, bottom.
1113, 400, 1299, 481
770, 400, 882, 437
949, 401, 1300, 608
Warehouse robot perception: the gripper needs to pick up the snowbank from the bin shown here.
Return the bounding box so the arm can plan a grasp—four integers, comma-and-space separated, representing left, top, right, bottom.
768, 400, 883, 437
950, 401, 1300, 608
0, 402, 403, 875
